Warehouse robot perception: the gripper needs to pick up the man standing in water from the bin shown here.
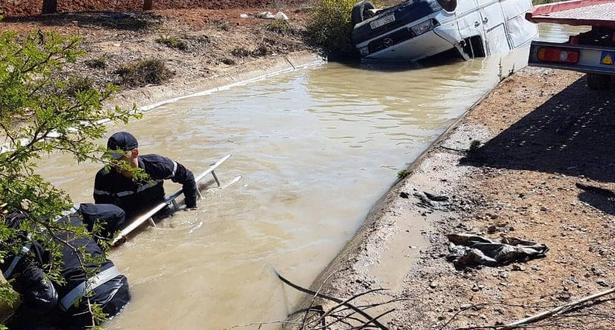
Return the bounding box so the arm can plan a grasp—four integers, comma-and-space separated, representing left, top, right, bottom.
2, 205, 130, 330
93, 131, 198, 220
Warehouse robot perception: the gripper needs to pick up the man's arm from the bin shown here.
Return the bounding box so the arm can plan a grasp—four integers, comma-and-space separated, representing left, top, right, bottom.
171, 162, 198, 209
147, 155, 198, 208
93, 169, 116, 205
16, 260, 59, 313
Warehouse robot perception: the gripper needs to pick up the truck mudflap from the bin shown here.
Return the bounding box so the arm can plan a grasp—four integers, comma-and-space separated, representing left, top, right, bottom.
529, 41, 615, 75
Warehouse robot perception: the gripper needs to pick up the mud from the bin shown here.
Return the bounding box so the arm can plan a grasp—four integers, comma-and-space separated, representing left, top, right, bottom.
307, 67, 615, 329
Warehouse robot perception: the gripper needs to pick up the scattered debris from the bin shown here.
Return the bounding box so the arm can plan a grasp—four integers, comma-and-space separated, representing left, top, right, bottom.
424, 191, 448, 202
255, 11, 289, 20
274, 12, 289, 21
446, 233, 548, 268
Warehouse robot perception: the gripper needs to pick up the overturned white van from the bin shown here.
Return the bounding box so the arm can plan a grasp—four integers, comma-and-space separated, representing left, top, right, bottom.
351, 0, 538, 62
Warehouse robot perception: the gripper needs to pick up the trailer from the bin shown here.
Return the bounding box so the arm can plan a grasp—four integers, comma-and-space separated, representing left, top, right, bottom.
527, 0, 615, 90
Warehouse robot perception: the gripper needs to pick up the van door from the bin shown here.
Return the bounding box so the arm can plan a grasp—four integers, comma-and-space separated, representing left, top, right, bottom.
456, 0, 484, 41
477, 0, 511, 55
500, 0, 538, 48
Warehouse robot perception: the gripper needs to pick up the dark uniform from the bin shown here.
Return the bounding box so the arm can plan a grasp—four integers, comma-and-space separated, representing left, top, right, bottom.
2, 205, 130, 330
93, 154, 198, 220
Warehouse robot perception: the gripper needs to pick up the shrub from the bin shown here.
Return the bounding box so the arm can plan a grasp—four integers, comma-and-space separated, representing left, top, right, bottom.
469, 140, 482, 153
115, 59, 174, 87
251, 45, 270, 57
306, 0, 358, 58
266, 20, 293, 35
397, 169, 410, 180
84, 56, 107, 69
231, 47, 251, 57
65, 76, 94, 97
221, 58, 236, 65
155, 35, 188, 51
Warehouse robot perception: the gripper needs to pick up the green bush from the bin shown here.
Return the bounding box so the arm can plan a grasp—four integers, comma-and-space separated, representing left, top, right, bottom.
306, 0, 358, 58
266, 20, 293, 35
115, 59, 174, 87
155, 35, 188, 51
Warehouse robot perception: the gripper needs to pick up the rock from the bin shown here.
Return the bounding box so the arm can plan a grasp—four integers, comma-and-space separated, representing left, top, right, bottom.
597, 279, 609, 287
430, 281, 438, 289
274, 12, 289, 20
400, 192, 409, 199
487, 225, 497, 234
424, 191, 449, 202
512, 264, 525, 271
591, 267, 605, 277
239, 13, 250, 18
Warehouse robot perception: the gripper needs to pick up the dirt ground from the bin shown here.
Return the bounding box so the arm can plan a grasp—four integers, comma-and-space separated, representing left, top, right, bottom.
308, 67, 615, 329
0, 4, 314, 108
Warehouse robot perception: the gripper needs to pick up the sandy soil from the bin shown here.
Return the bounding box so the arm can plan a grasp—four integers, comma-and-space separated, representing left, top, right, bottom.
307, 67, 615, 329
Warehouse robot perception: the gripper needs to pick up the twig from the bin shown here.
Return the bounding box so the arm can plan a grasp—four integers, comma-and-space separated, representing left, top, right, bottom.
499, 288, 615, 330
357, 309, 396, 330
275, 270, 389, 330
302, 272, 335, 329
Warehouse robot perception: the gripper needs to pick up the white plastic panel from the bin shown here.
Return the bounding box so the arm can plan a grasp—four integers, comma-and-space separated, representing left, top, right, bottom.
506, 15, 538, 48
485, 23, 511, 55
500, 0, 534, 20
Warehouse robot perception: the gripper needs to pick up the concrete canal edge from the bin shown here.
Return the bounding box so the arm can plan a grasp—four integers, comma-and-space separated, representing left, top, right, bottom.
109, 51, 325, 113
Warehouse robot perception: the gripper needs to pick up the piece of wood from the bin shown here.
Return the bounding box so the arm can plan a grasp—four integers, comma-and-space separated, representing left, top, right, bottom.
111, 154, 233, 245
499, 288, 615, 329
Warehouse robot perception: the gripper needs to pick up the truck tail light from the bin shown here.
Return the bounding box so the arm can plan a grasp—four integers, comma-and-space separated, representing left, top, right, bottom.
537, 47, 580, 64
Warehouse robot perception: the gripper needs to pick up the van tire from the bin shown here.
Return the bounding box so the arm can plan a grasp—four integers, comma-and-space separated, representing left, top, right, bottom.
351, 1, 375, 26
587, 73, 611, 90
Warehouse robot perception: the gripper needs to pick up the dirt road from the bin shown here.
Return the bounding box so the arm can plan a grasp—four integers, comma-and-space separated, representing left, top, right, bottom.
309, 67, 615, 329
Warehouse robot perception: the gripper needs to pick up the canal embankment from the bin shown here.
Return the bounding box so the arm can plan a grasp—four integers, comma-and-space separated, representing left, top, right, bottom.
306, 66, 615, 329
0, 6, 321, 111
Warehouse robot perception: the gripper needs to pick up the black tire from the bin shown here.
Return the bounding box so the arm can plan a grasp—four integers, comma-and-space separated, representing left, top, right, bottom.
587, 73, 611, 90
351, 1, 375, 27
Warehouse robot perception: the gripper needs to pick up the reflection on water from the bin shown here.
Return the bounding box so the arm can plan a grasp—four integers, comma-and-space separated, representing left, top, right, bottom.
35, 24, 577, 330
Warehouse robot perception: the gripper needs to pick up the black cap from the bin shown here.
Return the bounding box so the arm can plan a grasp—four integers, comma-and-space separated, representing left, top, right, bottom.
107, 131, 138, 153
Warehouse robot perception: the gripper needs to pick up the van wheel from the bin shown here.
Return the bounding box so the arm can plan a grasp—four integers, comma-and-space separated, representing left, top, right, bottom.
351, 1, 375, 26
587, 73, 611, 90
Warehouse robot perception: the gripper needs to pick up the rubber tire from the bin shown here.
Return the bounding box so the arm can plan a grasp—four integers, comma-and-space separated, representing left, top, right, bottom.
351, 1, 375, 27
587, 73, 611, 90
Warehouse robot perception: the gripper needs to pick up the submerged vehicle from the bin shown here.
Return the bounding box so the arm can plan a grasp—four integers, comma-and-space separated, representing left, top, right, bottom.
351, 0, 538, 62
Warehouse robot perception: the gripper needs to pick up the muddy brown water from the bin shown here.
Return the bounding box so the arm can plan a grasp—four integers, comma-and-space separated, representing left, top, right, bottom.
36, 25, 579, 329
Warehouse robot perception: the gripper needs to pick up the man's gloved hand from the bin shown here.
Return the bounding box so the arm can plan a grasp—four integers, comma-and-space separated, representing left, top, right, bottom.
185, 196, 197, 210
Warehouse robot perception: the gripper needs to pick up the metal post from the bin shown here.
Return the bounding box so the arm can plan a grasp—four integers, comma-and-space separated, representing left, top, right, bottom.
211, 171, 221, 187
148, 218, 156, 227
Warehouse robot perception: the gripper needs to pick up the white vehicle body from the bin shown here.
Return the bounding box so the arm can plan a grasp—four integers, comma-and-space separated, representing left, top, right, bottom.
352, 0, 538, 62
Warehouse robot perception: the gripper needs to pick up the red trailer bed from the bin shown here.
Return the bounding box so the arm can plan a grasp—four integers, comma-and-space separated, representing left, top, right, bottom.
527, 0, 615, 29
527, 0, 615, 89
